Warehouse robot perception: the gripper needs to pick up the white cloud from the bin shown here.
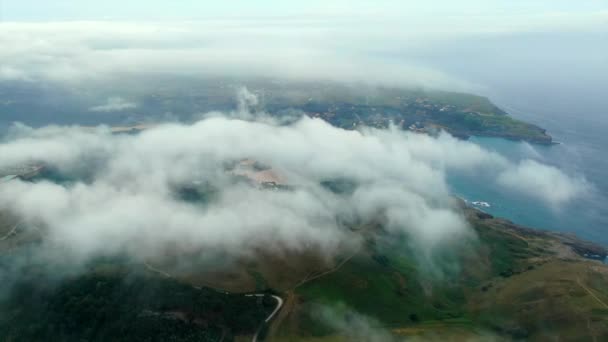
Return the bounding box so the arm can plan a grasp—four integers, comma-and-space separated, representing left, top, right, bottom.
89, 97, 138, 112
0, 114, 457, 266
315, 304, 397, 342
1, 11, 604, 89
0, 100, 589, 269
498, 159, 590, 208
0, 21, 473, 90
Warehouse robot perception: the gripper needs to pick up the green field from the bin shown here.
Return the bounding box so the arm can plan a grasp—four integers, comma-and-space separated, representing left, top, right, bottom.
270, 211, 608, 341
0, 264, 275, 342
1, 200, 607, 341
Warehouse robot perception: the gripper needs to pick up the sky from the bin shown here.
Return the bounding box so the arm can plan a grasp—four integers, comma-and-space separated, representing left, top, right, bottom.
0, 1, 605, 91
1, 0, 607, 21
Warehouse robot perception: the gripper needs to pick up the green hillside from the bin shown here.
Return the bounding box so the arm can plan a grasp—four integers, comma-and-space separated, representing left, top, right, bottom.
1, 201, 605, 341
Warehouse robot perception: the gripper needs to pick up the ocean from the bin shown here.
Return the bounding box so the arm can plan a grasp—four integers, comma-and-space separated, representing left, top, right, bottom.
449, 93, 608, 246
407, 31, 608, 246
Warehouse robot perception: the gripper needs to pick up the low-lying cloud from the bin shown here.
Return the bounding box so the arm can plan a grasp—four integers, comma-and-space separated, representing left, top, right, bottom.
89, 97, 138, 112
0, 98, 589, 270
315, 304, 398, 342
314, 303, 504, 341
0, 21, 472, 90
1, 6, 605, 89
498, 159, 590, 208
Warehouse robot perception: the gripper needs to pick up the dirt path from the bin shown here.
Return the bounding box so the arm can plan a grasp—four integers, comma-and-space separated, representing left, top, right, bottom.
0, 224, 19, 241
265, 291, 296, 341
143, 262, 232, 294
143, 262, 172, 278
292, 248, 360, 290
489, 225, 529, 244
260, 249, 360, 341
577, 277, 608, 309
143, 262, 283, 342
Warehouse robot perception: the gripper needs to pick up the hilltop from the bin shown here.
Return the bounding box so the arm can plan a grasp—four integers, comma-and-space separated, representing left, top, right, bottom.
0, 79, 552, 144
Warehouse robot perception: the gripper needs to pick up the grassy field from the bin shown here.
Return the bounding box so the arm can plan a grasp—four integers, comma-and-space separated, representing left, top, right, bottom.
0, 264, 276, 342
268, 210, 608, 341
2, 198, 607, 341
469, 260, 608, 341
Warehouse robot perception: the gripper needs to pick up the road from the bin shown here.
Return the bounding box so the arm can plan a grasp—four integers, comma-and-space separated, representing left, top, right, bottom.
577, 277, 608, 309
143, 262, 283, 342
0, 223, 19, 241
143, 262, 172, 278
247, 294, 284, 342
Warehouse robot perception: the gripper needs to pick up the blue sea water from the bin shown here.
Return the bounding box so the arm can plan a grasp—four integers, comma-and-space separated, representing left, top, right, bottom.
402, 30, 608, 245
448, 96, 608, 246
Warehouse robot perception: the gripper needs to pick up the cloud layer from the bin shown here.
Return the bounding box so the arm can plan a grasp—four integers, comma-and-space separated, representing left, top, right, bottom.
0, 100, 589, 267
0, 20, 472, 90
498, 159, 590, 208
89, 97, 138, 112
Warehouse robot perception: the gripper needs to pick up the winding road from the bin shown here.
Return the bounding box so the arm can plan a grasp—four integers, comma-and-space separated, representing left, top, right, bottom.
247, 294, 284, 342
0, 223, 19, 241
143, 262, 283, 342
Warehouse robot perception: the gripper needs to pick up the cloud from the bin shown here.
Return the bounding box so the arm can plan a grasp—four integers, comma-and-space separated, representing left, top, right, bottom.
310, 303, 504, 342
1, 10, 604, 89
0, 90, 590, 271
313, 303, 506, 341
0, 21, 474, 90
236, 87, 259, 113
89, 97, 138, 112
0, 113, 455, 267
498, 159, 590, 208
315, 304, 398, 342
0, 98, 589, 272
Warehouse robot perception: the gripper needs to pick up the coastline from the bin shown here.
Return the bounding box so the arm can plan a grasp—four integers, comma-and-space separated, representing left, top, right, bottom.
461, 201, 608, 260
